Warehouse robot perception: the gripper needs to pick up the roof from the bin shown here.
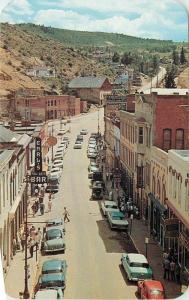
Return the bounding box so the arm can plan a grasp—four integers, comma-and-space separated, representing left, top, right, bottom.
17, 133, 32, 148
114, 74, 129, 85
42, 259, 65, 271
0, 125, 21, 143
144, 88, 189, 96
127, 253, 148, 263
69, 76, 107, 89
171, 150, 189, 161
0, 150, 14, 167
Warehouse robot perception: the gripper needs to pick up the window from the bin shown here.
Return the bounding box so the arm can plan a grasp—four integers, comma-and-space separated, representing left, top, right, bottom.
175, 129, 184, 149
163, 129, 172, 151
54, 100, 57, 106
157, 180, 160, 198
152, 176, 156, 194
51, 100, 53, 106
138, 127, 143, 144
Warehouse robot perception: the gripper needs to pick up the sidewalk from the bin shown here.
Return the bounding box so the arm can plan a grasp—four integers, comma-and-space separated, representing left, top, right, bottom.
4, 193, 49, 299
102, 167, 182, 299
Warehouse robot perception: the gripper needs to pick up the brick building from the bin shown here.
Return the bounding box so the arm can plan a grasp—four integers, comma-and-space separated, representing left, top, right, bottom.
15, 95, 86, 121
68, 76, 112, 105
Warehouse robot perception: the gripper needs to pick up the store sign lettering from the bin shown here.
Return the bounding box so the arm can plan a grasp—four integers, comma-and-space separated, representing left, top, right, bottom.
35, 137, 42, 172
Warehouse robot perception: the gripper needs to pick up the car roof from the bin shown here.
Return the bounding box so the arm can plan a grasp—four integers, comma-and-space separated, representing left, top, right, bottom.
144, 280, 164, 290
35, 290, 58, 298
104, 200, 117, 206
46, 228, 62, 234
42, 259, 66, 271
110, 211, 125, 217
127, 253, 148, 264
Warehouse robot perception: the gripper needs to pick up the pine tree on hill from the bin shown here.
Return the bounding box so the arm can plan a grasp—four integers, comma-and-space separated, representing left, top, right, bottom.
172, 50, 179, 65
180, 47, 187, 64
164, 68, 177, 88
112, 52, 120, 63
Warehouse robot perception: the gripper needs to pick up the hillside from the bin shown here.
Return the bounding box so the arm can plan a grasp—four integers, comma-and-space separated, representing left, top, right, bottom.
0, 23, 116, 96
16, 23, 178, 53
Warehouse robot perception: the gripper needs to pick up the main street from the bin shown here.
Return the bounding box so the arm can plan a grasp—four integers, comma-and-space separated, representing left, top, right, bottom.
40, 109, 137, 299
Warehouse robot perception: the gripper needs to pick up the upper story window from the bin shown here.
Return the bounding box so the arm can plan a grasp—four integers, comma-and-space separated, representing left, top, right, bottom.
163, 128, 172, 151
54, 100, 57, 106
175, 128, 184, 150
138, 127, 143, 144
51, 100, 53, 106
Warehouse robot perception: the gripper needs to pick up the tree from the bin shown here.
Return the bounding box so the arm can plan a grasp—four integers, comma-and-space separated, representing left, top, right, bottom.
112, 52, 120, 63
121, 52, 133, 65
180, 46, 187, 64
172, 50, 179, 65
164, 67, 176, 88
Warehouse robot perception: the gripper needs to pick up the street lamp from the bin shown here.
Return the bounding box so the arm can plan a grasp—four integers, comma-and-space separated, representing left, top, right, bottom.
23, 177, 30, 299
130, 214, 134, 235
145, 237, 149, 258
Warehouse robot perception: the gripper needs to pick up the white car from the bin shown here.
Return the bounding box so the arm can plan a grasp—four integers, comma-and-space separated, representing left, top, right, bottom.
87, 149, 98, 158
53, 160, 63, 168
88, 166, 100, 178
88, 140, 96, 145
101, 200, 119, 216
74, 143, 82, 149
35, 289, 63, 299
80, 129, 88, 135
54, 154, 63, 160
55, 149, 65, 156
88, 162, 99, 172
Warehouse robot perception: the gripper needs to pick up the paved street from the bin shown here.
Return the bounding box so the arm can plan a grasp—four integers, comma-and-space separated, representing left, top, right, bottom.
41, 109, 137, 299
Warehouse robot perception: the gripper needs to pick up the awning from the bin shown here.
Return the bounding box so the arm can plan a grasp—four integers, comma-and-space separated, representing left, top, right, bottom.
148, 193, 166, 213
166, 198, 189, 228
8, 183, 26, 221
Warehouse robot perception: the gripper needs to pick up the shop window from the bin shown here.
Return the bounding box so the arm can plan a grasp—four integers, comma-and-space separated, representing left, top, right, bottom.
175, 129, 184, 150
138, 127, 143, 144
163, 129, 172, 151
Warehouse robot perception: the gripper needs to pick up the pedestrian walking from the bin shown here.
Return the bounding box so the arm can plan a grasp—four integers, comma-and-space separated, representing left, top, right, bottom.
109, 190, 113, 201
111, 179, 115, 189
40, 202, 45, 215
35, 200, 39, 214
20, 232, 26, 252
163, 258, 170, 280
48, 199, 52, 212
31, 203, 36, 217
63, 207, 70, 222
170, 260, 176, 281
175, 262, 180, 283
12, 237, 17, 256
28, 238, 35, 258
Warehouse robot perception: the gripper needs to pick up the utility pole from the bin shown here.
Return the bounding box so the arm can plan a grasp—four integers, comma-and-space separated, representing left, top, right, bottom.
23, 176, 30, 299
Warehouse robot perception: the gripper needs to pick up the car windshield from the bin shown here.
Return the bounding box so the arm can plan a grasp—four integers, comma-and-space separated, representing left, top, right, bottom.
47, 221, 62, 227
46, 229, 62, 240
150, 289, 164, 295
113, 216, 124, 220
130, 262, 149, 268
43, 268, 64, 274
107, 205, 118, 209
41, 280, 63, 288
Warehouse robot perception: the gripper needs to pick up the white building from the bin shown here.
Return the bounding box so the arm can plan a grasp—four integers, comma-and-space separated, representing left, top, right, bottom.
26, 67, 56, 78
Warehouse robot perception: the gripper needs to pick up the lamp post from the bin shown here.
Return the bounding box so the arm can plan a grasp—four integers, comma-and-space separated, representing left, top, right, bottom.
130, 214, 134, 235
23, 177, 30, 299
145, 237, 149, 258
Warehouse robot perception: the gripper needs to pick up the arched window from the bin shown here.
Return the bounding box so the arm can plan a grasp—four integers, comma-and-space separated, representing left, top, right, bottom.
163, 128, 172, 151
162, 184, 166, 204
157, 180, 161, 198
175, 128, 184, 149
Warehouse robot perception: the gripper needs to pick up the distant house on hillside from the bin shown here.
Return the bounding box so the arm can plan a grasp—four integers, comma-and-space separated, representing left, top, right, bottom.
68, 76, 112, 105
26, 67, 56, 78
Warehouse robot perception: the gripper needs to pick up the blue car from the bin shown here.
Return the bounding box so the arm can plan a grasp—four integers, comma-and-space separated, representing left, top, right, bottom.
107, 210, 129, 230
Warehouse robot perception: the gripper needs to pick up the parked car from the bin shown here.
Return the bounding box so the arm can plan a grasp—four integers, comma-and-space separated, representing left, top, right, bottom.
48, 173, 60, 182
74, 142, 82, 149
46, 217, 65, 233
55, 149, 64, 156
53, 160, 63, 169
41, 228, 66, 254
63, 136, 69, 143
54, 154, 63, 161
87, 149, 98, 158
88, 140, 96, 145
38, 273, 66, 291
88, 144, 97, 151
80, 129, 88, 135
88, 161, 99, 172
57, 129, 66, 136
107, 211, 129, 230
137, 280, 165, 299
88, 166, 100, 178
35, 289, 63, 299
41, 259, 67, 276
101, 200, 119, 216
121, 253, 153, 281
77, 135, 84, 141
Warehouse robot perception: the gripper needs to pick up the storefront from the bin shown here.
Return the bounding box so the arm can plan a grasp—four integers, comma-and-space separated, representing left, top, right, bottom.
149, 193, 167, 247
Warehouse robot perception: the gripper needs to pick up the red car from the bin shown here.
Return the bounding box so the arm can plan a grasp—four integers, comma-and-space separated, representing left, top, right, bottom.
138, 280, 165, 299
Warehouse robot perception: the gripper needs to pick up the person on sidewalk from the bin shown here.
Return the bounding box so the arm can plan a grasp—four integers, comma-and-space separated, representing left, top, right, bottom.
63, 207, 70, 222
40, 202, 45, 215
163, 257, 170, 280
28, 238, 35, 258
170, 260, 176, 281
20, 232, 26, 252
175, 262, 180, 283
12, 237, 17, 256
106, 172, 109, 181
48, 199, 52, 212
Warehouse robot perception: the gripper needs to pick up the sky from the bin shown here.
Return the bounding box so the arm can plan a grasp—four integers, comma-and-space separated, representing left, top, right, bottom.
0, 0, 189, 42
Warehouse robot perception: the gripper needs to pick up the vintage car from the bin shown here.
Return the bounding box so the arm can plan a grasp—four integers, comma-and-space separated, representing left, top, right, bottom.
101, 200, 119, 216
80, 129, 88, 135
121, 253, 153, 281
88, 166, 100, 179
107, 211, 129, 230
74, 141, 82, 149
53, 160, 63, 169
35, 289, 63, 299
137, 280, 165, 299
38, 273, 66, 291
42, 259, 67, 275
88, 161, 99, 172
46, 217, 65, 233
41, 228, 65, 254
91, 186, 103, 200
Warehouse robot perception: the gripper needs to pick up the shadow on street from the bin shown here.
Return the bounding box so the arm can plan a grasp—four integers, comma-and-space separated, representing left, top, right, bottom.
96, 219, 138, 254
